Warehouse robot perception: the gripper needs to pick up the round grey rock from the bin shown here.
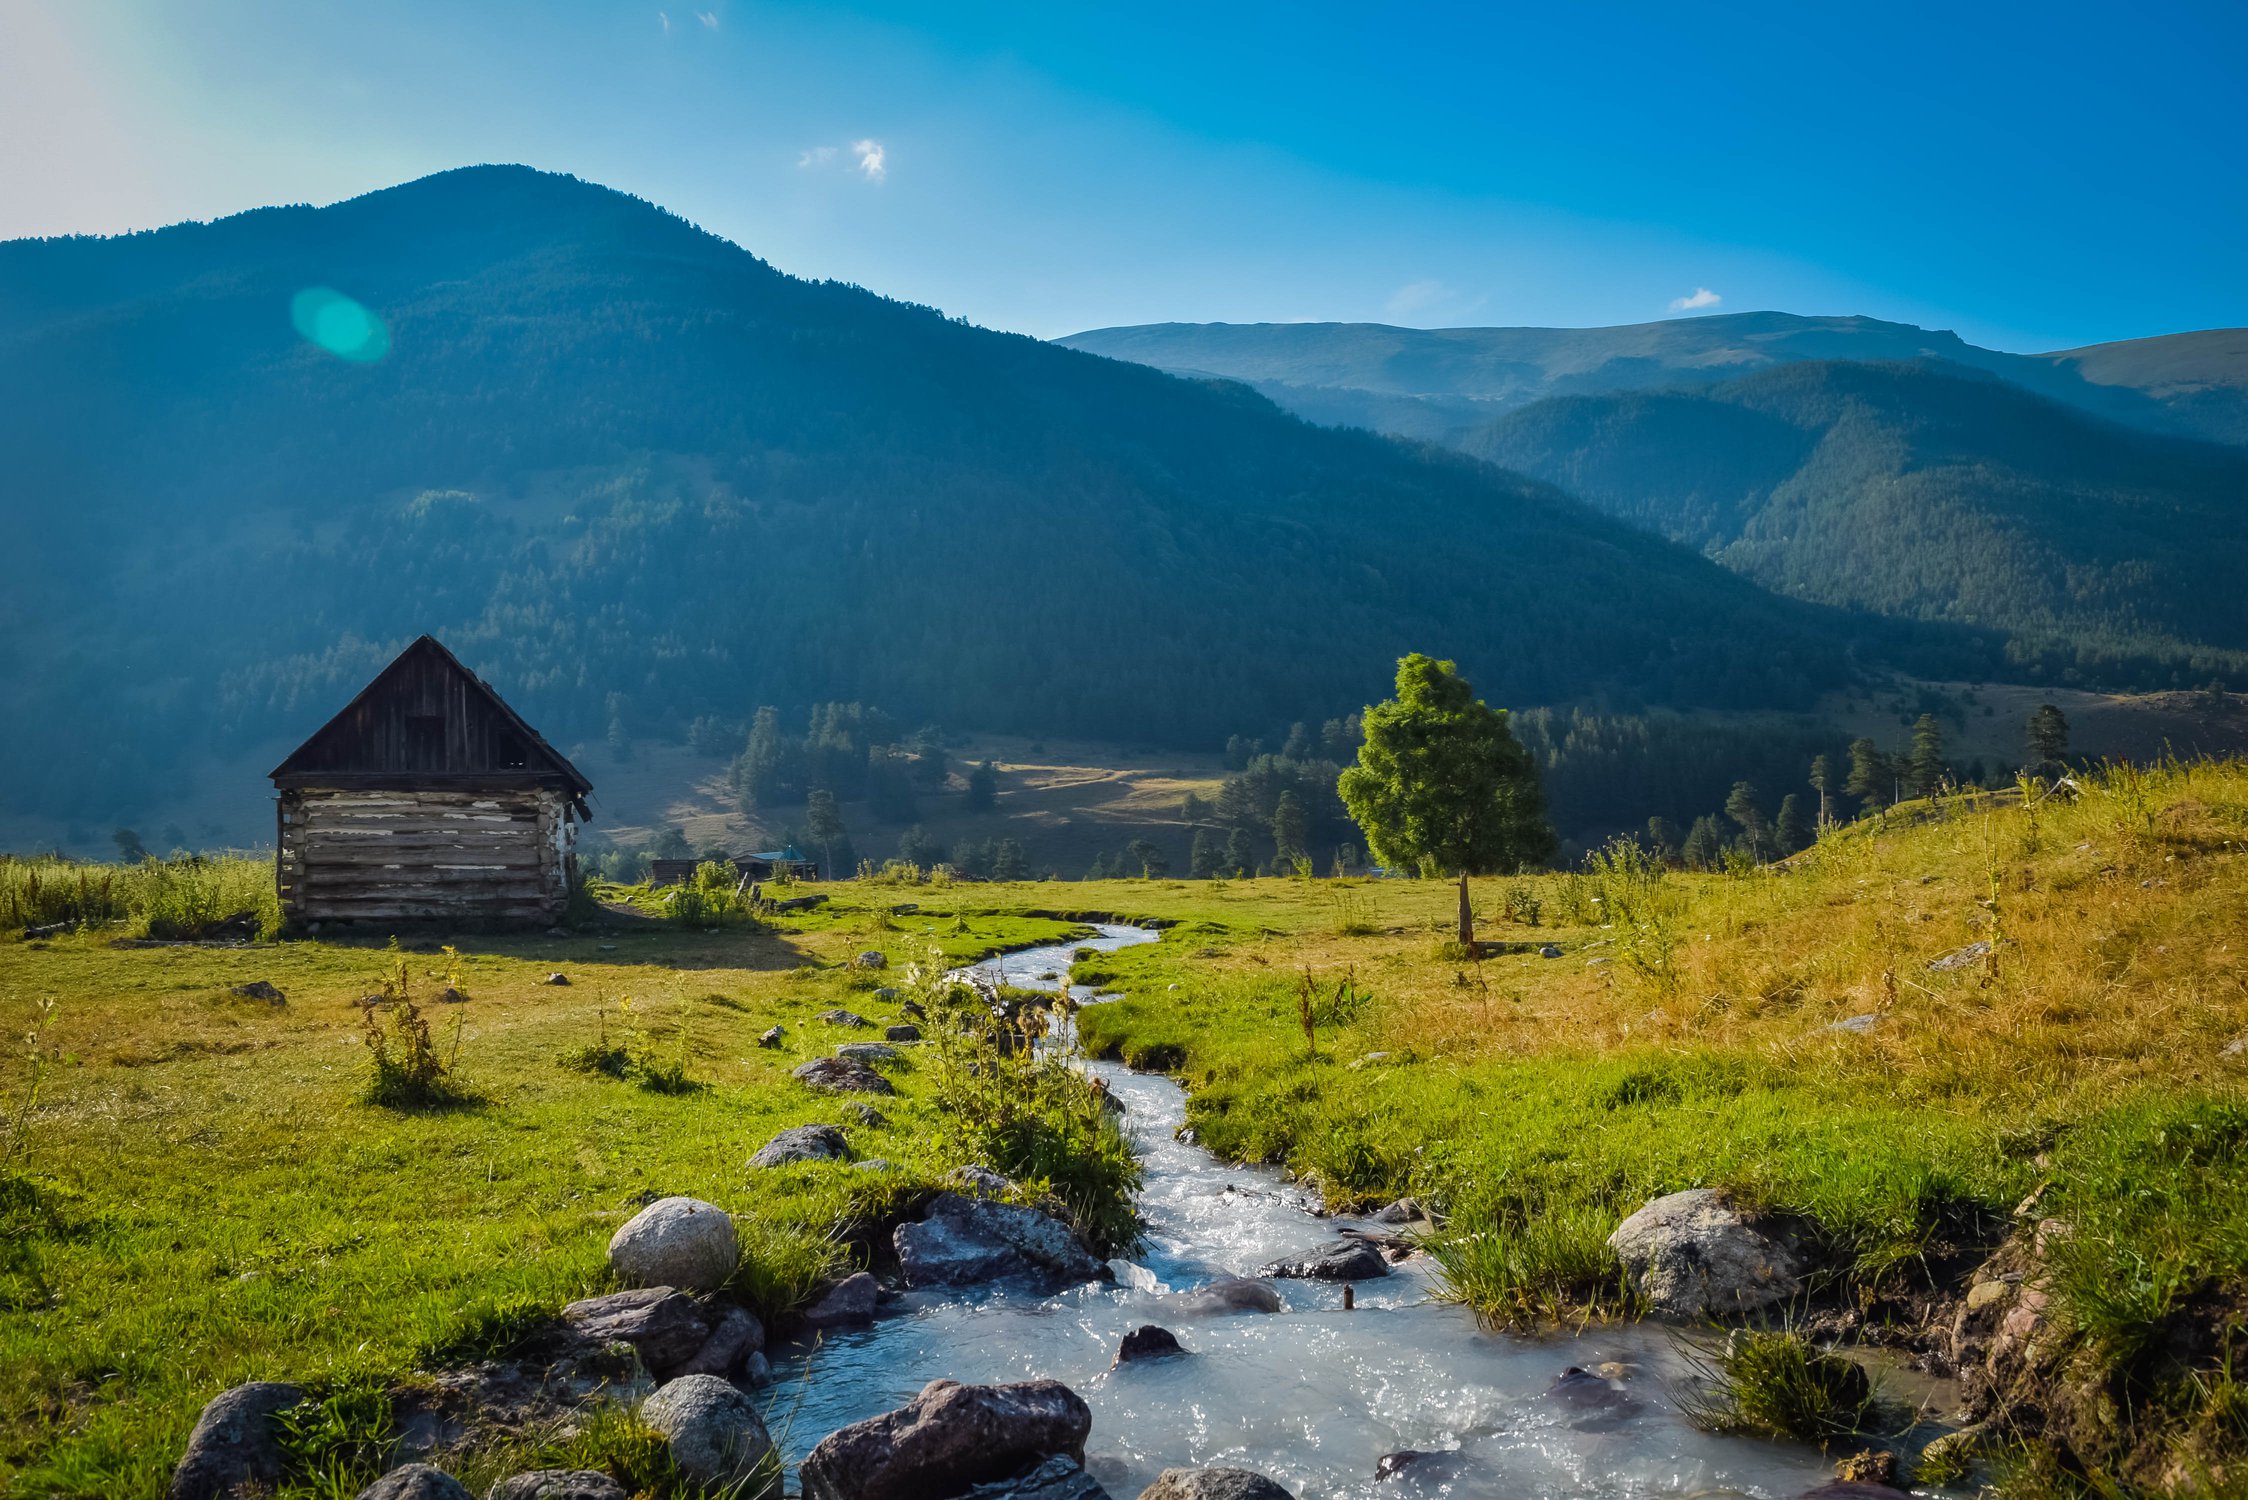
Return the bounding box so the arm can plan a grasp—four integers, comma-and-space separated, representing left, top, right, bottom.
640, 1373, 775, 1490
1606, 1187, 1805, 1317
168, 1381, 303, 1500
356, 1465, 474, 1500
748, 1124, 850, 1168
607, 1196, 739, 1292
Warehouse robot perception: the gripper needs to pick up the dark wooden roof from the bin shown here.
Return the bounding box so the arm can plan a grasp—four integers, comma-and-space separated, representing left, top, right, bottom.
269, 636, 593, 812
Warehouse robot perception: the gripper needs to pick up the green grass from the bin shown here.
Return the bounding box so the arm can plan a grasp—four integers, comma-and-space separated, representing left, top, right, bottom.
7, 763, 2248, 1494
1680, 1328, 1880, 1447
0, 895, 1104, 1497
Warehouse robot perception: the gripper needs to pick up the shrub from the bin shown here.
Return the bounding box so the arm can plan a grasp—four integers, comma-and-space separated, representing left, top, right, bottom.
915, 961, 1144, 1255
559, 998, 699, 1094
1681, 1328, 1879, 1447
360, 955, 469, 1108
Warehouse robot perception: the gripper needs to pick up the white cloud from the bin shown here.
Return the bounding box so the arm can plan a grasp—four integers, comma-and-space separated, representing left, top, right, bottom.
852, 138, 886, 182
1670, 287, 1722, 311
658, 10, 670, 32
696, 10, 719, 28
1385, 279, 1450, 317
797, 145, 838, 169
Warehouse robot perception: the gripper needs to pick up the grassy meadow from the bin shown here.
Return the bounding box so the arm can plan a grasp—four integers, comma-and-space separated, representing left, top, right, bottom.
2, 758, 2245, 1495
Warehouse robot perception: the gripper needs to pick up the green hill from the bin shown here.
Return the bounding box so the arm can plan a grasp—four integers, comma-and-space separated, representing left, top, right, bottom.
0, 165, 1927, 824
1461, 360, 2248, 677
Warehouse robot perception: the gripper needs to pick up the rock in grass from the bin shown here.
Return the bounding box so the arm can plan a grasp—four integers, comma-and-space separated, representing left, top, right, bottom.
541, 972, 571, 986
1539, 944, 1564, 959
1137, 1468, 1296, 1500
819, 1008, 874, 1028
757, 1025, 785, 1048
901, 999, 927, 1020
950, 1165, 1016, 1197
1928, 940, 1993, 972
1115, 1325, 1184, 1363
355, 1465, 474, 1500
639, 1374, 775, 1490
1606, 1188, 1804, 1317
560, 1287, 715, 1375
800, 1378, 1091, 1500
854, 950, 889, 970
800, 1270, 881, 1329
962, 1454, 1114, 1499
487, 1473, 626, 1500
672, 1303, 764, 1379
793, 1056, 896, 1095
748, 1124, 850, 1167
895, 1192, 1104, 1288
168, 1381, 303, 1500
1258, 1237, 1389, 1281
607, 1197, 740, 1292
837, 1042, 902, 1065
229, 981, 285, 1004
885, 1023, 922, 1042
851, 1102, 890, 1127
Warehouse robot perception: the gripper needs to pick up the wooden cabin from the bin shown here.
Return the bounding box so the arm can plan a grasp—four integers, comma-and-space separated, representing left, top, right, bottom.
269, 636, 594, 929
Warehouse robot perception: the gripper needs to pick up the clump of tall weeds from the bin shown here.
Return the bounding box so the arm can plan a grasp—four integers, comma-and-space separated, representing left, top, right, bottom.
359, 951, 470, 1108
915, 955, 1144, 1255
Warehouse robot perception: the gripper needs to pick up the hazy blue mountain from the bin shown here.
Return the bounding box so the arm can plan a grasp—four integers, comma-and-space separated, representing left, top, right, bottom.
0, 165, 1931, 822
1057, 313, 2248, 447
1464, 359, 2248, 673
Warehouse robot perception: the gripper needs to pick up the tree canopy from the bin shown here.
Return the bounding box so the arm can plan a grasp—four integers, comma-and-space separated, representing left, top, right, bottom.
1338, 654, 1556, 882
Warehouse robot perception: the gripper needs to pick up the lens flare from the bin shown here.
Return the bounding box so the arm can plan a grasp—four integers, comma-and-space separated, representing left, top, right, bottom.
289, 287, 390, 363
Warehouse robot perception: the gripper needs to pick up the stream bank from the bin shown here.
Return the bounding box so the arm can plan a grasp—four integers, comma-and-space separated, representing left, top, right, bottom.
774, 925, 1888, 1498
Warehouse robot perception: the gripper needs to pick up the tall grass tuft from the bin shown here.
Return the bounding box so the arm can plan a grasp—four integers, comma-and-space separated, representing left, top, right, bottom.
1679, 1328, 1880, 1447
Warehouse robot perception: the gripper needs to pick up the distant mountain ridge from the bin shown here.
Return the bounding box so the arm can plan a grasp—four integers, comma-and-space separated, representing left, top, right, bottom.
1464, 358, 2248, 673
1057, 312, 2248, 446
0, 165, 1924, 823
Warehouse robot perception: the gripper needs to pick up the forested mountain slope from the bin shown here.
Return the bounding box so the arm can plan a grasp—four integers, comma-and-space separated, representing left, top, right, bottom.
1463, 360, 2248, 678
1057, 313, 2248, 448
0, 166, 1922, 822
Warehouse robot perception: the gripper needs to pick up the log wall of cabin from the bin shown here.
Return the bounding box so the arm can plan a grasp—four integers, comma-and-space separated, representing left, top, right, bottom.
276, 786, 573, 927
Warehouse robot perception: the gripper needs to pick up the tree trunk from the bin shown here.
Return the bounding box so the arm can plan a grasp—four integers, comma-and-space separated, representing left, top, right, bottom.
1457, 870, 1473, 949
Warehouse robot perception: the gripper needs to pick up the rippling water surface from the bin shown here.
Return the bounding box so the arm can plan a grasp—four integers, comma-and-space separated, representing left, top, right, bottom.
774, 924, 1848, 1499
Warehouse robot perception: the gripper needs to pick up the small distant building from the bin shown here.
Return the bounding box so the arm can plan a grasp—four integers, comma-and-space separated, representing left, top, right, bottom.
648, 848, 819, 888
268, 636, 593, 929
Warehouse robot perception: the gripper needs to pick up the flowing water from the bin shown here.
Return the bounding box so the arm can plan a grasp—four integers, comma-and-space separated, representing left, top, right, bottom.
774, 924, 1862, 1498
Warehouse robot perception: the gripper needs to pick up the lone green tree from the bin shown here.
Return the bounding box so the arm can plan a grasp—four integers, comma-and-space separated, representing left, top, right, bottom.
1908, 713, 1949, 797
805, 788, 848, 880
1337, 654, 1555, 946
1845, 737, 1892, 811
1270, 791, 1309, 871
2026, 703, 2070, 776
1808, 753, 1834, 829
965, 759, 1000, 813
1774, 793, 1812, 855
1723, 780, 1769, 860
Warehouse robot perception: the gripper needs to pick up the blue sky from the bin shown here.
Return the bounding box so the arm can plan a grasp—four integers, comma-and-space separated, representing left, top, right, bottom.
2, 0, 2241, 350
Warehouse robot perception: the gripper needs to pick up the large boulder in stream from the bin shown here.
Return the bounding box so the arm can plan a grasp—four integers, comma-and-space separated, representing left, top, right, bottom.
1138, 1469, 1297, 1500
606, 1197, 738, 1291
1170, 1277, 1284, 1316
1258, 1237, 1390, 1281
894, 1192, 1105, 1288
962, 1456, 1113, 1500
1606, 1188, 1805, 1317
800, 1378, 1092, 1500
